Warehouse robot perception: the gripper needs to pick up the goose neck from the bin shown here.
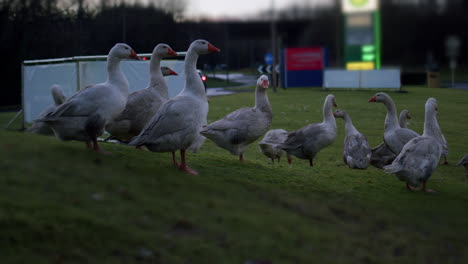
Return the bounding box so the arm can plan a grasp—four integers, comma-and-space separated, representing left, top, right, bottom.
148, 54, 168, 99
181, 49, 206, 98
423, 109, 440, 138
383, 97, 399, 130
343, 113, 358, 135
106, 56, 128, 92
323, 99, 336, 125
255, 88, 272, 114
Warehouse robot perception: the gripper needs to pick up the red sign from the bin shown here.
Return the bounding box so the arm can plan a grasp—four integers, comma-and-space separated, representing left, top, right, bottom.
286, 47, 324, 71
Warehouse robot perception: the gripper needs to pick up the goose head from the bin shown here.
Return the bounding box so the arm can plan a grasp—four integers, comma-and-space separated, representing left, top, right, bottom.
109, 43, 139, 60
161, 66, 178, 76
257, 75, 269, 89
333, 109, 346, 119
401, 109, 412, 120
326, 94, 338, 107
189, 39, 220, 55
153, 43, 177, 58
425, 97, 438, 115
51, 84, 66, 106
368, 92, 389, 103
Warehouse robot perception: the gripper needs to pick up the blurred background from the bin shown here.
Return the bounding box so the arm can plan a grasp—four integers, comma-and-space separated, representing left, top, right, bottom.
1, 0, 466, 107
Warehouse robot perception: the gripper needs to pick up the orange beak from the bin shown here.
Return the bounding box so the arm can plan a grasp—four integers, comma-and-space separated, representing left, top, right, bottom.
368, 96, 377, 102
130, 49, 140, 60
208, 43, 221, 53
167, 48, 178, 56
168, 69, 178, 76
262, 80, 269, 88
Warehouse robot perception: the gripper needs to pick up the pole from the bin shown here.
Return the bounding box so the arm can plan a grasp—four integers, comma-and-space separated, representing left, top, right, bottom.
270, 0, 277, 92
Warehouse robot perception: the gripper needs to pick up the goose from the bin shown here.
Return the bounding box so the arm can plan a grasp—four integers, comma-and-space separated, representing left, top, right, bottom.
160, 66, 178, 77
384, 98, 442, 192
38, 43, 139, 152
280, 94, 337, 167
106, 43, 177, 143
368, 93, 419, 155
431, 108, 449, 165
200, 75, 272, 161
370, 109, 412, 169
334, 109, 371, 169
258, 129, 292, 163
27, 84, 67, 135
456, 154, 468, 178
128, 39, 220, 174
399, 109, 411, 128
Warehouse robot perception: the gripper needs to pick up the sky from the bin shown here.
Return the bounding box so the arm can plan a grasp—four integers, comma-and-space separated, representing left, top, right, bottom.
184, 0, 334, 19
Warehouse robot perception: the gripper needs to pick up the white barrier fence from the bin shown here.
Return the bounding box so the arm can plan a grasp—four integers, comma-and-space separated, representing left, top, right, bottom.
323, 69, 401, 90
22, 53, 186, 123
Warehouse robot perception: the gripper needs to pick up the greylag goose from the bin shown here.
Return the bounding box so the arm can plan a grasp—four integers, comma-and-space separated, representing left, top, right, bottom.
38, 43, 139, 152
370, 109, 412, 169
106, 43, 177, 143
128, 40, 220, 174
280, 94, 337, 167
160, 66, 178, 77
384, 98, 442, 192
456, 154, 468, 178
27, 84, 67, 135
258, 129, 292, 163
368, 93, 419, 155
399, 109, 411, 128
334, 109, 371, 169
200, 75, 272, 161
431, 108, 449, 165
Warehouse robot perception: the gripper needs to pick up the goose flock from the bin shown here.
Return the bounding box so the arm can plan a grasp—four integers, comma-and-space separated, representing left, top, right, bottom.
29, 40, 466, 191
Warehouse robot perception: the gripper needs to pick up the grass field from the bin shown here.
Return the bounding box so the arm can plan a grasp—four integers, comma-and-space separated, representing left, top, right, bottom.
1, 85, 468, 263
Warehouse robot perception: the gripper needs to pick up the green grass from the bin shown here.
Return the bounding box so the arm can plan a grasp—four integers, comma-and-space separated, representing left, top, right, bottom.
205, 77, 242, 88
1, 86, 468, 263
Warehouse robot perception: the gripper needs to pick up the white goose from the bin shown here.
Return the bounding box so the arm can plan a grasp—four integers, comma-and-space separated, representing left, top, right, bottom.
431, 109, 449, 165
128, 40, 220, 174
27, 84, 67, 135
456, 154, 468, 178
39, 43, 139, 152
200, 75, 272, 161
399, 109, 411, 128
281, 94, 337, 167
384, 98, 442, 192
258, 129, 292, 163
334, 109, 371, 169
370, 109, 413, 169
368, 93, 419, 155
106, 43, 177, 143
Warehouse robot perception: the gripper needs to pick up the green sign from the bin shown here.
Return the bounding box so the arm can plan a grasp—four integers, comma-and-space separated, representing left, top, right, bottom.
350, 0, 369, 7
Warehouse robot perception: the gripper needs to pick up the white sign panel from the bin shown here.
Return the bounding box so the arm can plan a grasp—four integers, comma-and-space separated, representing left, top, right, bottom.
342, 0, 379, 14
323, 69, 400, 90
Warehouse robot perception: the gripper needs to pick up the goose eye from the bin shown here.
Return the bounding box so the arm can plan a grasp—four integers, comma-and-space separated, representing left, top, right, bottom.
124, 47, 129, 50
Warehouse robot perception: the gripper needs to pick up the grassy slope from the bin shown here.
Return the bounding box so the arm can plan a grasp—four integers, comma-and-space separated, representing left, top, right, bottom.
1, 86, 468, 263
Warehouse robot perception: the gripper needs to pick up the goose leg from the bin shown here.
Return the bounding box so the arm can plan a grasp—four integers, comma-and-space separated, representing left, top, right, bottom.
92, 138, 110, 154
422, 181, 436, 193
277, 157, 281, 163
172, 151, 179, 167
178, 149, 198, 175
136, 145, 143, 150
443, 156, 448, 165
239, 154, 244, 162
406, 183, 420, 191
287, 156, 292, 165
309, 159, 313, 167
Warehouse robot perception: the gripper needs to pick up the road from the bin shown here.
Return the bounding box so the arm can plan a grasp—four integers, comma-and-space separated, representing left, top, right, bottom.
206, 73, 257, 97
